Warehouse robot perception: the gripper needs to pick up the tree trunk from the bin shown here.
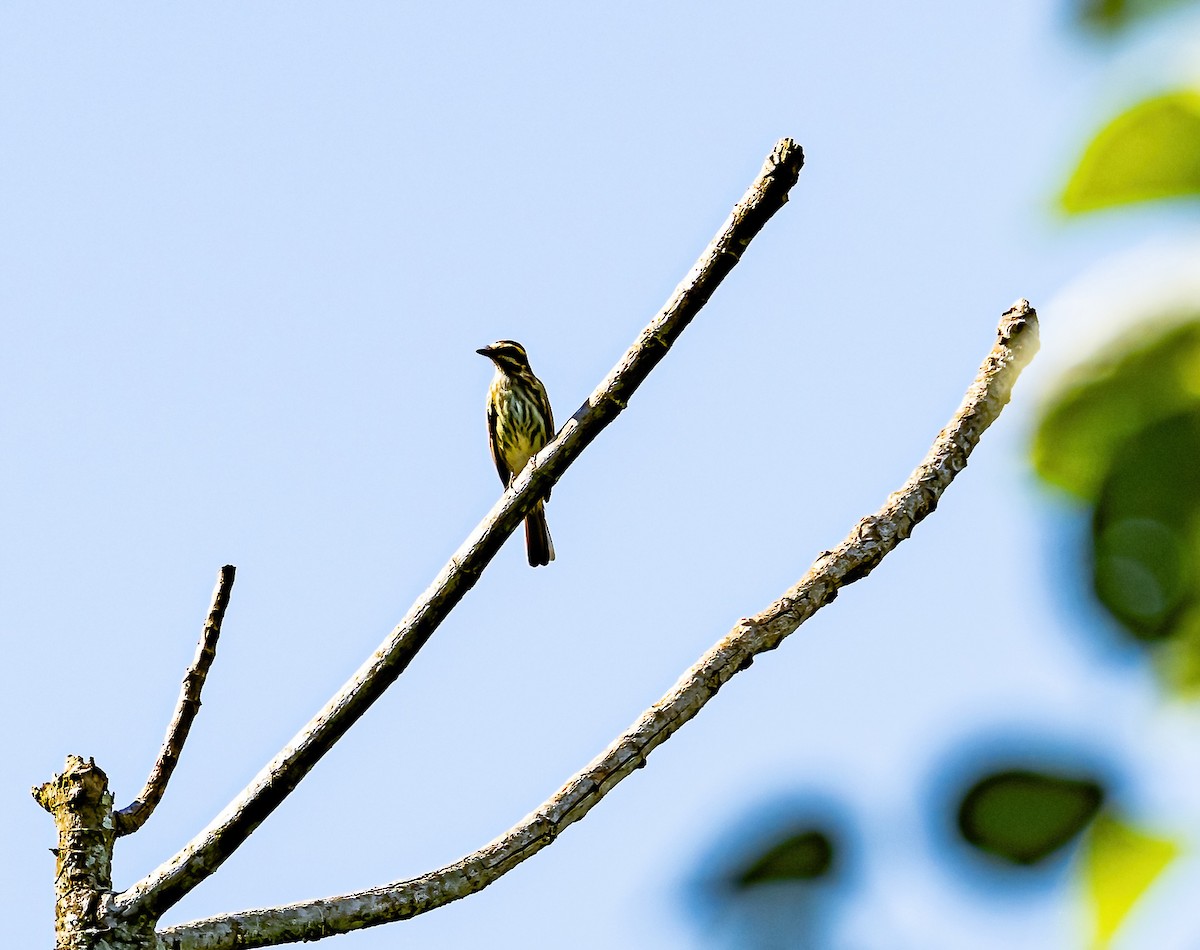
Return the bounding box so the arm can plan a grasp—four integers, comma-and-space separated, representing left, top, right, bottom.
34, 756, 158, 950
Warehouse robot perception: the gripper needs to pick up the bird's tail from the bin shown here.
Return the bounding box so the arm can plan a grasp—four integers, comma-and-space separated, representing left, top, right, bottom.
524, 502, 554, 567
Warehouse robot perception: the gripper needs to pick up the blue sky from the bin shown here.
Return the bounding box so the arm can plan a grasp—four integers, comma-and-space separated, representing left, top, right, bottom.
5, 3, 1200, 947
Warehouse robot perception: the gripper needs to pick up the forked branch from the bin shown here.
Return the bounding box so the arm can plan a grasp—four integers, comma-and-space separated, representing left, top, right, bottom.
113, 138, 806, 926
115, 565, 236, 837
159, 300, 1040, 949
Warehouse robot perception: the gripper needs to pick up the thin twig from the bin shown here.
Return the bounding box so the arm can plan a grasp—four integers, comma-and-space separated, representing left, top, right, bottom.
112, 138, 805, 926
114, 565, 236, 837
156, 301, 1040, 950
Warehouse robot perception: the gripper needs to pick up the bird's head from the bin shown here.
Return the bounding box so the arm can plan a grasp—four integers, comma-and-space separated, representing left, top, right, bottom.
476, 340, 532, 374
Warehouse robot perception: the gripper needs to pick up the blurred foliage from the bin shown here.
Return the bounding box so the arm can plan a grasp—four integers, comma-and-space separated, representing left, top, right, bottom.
1061, 91, 1200, 213
692, 814, 845, 950
1083, 815, 1180, 947
732, 829, 835, 887
1033, 319, 1200, 686
695, 9, 1200, 945
956, 768, 1105, 865
1074, 0, 1197, 33
1032, 320, 1200, 501
1094, 411, 1200, 642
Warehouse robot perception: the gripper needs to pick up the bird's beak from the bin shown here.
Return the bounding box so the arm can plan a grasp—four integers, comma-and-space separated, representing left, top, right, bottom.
476, 346, 494, 357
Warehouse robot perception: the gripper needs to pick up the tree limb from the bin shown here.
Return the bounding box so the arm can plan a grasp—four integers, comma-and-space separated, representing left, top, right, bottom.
157, 300, 1040, 950
114, 565, 236, 837
111, 137, 805, 927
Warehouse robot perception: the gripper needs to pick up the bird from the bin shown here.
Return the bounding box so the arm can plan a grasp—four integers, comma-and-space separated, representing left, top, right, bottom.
477, 340, 556, 566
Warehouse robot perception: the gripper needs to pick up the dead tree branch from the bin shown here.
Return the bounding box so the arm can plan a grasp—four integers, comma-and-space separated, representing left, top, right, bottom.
110, 137, 805, 928
158, 300, 1040, 949
114, 566, 236, 837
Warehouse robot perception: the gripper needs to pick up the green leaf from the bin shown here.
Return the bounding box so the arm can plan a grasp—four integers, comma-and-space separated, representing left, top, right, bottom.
957, 769, 1104, 865
733, 829, 835, 887
1031, 319, 1200, 502
1083, 815, 1179, 948
1062, 91, 1200, 213
1074, 0, 1197, 34
1092, 412, 1200, 641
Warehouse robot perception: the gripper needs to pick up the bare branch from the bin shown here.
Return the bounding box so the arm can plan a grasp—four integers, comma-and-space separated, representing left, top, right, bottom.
112, 138, 805, 926
157, 301, 1040, 950
114, 565, 236, 837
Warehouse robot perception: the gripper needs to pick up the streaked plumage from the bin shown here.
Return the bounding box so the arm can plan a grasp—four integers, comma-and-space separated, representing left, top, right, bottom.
477, 340, 555, 566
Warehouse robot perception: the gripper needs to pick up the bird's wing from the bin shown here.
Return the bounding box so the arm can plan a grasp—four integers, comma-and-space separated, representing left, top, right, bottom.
486, 398, 511, 485
534, 377, 553, 501
543, 384, 554, 437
